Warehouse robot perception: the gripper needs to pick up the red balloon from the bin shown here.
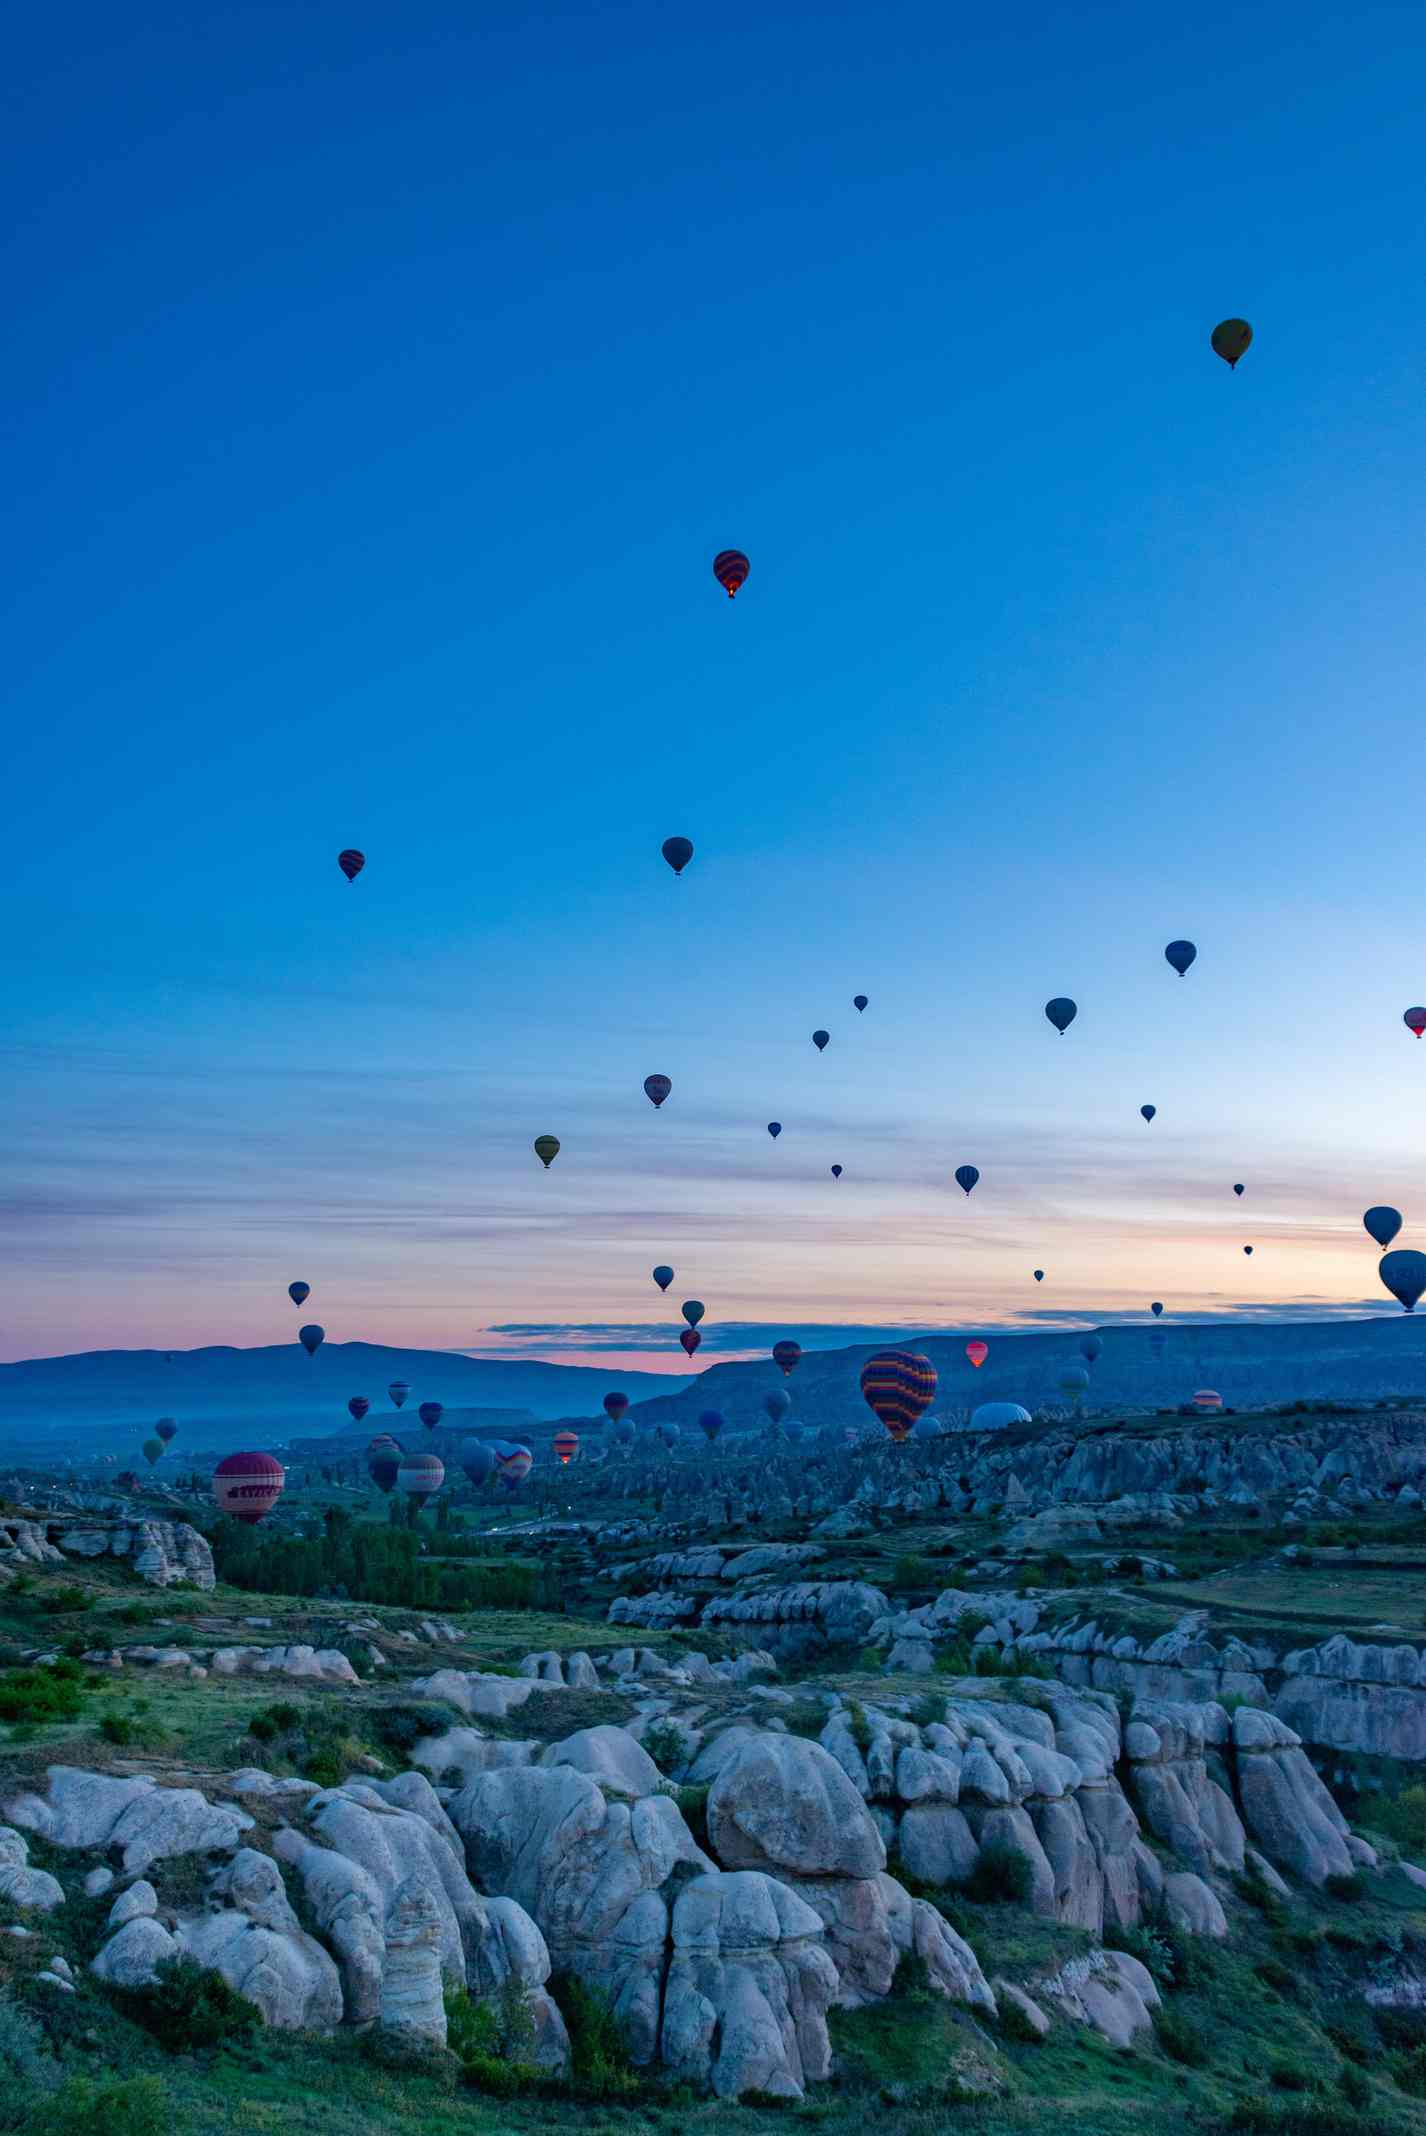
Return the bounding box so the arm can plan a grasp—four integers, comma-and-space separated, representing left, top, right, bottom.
713, 549, 750, 599
338, 849, 365, 883
965, 1341, 988, 1369
680, 1328, 702, 1357
213, 1451, 285, 1525
553, 1429, 579, 1467
1406, 1008, 1426, 1039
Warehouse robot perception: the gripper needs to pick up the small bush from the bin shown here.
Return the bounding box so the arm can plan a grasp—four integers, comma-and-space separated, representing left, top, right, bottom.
1156, 2009, 1209, 2067
1234, 1861, 1286, 1922
37, 2077, 166, 2136
445, 1984, 541, 2099
554, 1973, 642, 2101
1337, 2065, 1371, 2111
0, 2002, 55, 2130
998, 1994, 1046, 2045
1393, 2045, 1426, 2098
108, 1953, 261, 2053
674, 1785, 709, 1852
47, 1588, 93, 1615
1325, 1871, 1366, 1902
1269, 2062, 1313, 2092
0, 1664, 85, 1727
962, 1843, 1034, 1905
641, 1719, 684, 1774
1255, 1956, 1298, 1998
375, 1703, 459, 1758
890, 1554, 930, 1593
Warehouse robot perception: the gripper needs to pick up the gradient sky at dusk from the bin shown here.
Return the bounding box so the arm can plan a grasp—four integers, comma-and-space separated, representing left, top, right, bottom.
6, 1, 1426, 1368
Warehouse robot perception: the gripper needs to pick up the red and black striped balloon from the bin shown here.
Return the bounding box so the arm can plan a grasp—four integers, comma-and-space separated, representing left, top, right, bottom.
338, 849, 365, 883
712, 550, 750, 599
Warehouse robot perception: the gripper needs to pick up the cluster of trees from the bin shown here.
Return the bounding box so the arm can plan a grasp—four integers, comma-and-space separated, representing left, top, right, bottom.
210, 1508, 560, 1611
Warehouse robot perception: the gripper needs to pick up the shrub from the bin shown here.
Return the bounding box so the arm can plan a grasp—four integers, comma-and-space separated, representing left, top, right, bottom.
1255, 1956, 1298, 1998
1394, 2046, 1426, 2098
998, 1994, 1046, 2045
1102, 1921, 1187, 1992
36, 2077, 166, 2136
1324, 1871, 1366, 1902
1234, 1861, 1286, 1923
962, 1843, 1034, 1905
1156, 2009, 1209, 2067
554, 1973, 642, 2101
641, 1719, 684, 1774
1270, 2062, 1313, 2092
673, 1785, 709, 1852
0, 2003, 55, 2131
375, 1703, 459, 1758
47, 1588, 93, 1615
0, 1664, 85, 1727
108, 1954, 261, 2053
1337, 2066, 1371, 2111
890, 1554, 930, 1593
445, 1984, 541, 2099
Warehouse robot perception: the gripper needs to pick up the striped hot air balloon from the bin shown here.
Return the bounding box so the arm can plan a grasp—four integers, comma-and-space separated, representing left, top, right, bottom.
644, 1074, 672, 1109
495, 1443, 533, 1490
213, 1452, 285, 1525
534, 1135, 561, 1168
399, 1451, 445, 1507
860, 1351, 938, 1443
347, 1396, 370, 1425
713, 549, 749, 599
337, 849, 365, 882
772, 1340, 801, 1376
553, 1429, 579, 1466
1193, 1390, 1224, 1412
367, 1434, 401, 1493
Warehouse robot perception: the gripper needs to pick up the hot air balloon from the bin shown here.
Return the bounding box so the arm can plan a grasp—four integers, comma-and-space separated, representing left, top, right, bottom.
1045, 998, 1077, 1034
337, 849, 365, 883
831, 1165, 842, 1179
1406, 1009, 1426, 1040
681, 1300, 705, 1328
495, 1444, 533, 1491
155, 1417, 178, 1445
853, 995, 868, 1012
553, 1429, 579, 1466
460, 1439, 494, 1487
287, 1281, 310, 1307
612, 1418, 635, 1449
680, 1329, 702, 1357
772, 1340, 801, 1376
1059, 1367, 1090, 1405
418, 1401, 444, 1432
1080, 1334, 1103, 1365
388, 1380, 410, 1410
1033, 1270, 1044, 1283
367, 1437, 401, 1493
1380, 1249, 1426, 1311
860, 1351, 937, 1443
812, 1030, 829, 1052
652, 1266, 674, 1293
1365, 1207, 1403, 1251
142, 1437, 163, 1466
1234, 1184, 1245, 1197
603, 1392, 630, 1426
1164, 940, 1197, 977
657, 1420, 681, 1448
913, 1412, 942, 1442
644, 1074, 672, 1109
299, 1323, 324, 1356
399, 1451, 445, 1506
1141, 1105, 1156, 1123
1210, 318, 1252, 369
1193, 1389, 1224, 1412
213, 1451, 285, 1524
698, 1409, 724, 1443
713, 550, 749, 599
1151, 1302, 1164, 1317
347, 1396, 370, 1425
763, 1389, 792, 1426
1243, 1245, 1253, 1256
955, 1165, 980, 1196
965, 1340, 988, 1369
971, 1402, 1031, 1431
534, 1135, 561, 1168
767, 1122, 782, 1139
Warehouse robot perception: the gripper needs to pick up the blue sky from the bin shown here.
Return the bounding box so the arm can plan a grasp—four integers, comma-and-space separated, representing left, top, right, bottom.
5, 0, 1426, 1366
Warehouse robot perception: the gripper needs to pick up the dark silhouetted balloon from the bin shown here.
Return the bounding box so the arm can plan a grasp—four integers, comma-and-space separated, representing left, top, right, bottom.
680, 1328, 702, 1357
681, 1300, 705, 1327
1406, 1009, 1426, 1039
767, 1121, 782, 1138
1151, 1301, 1164, 1317
1141, 1104, 1156, 1122
155, 1417, 177, 1444
1210, 318, 1252, 369
603, 1392, 630, 1425
860, 1350, 938, 1442
419, 1401, 444, 1432
1164, 940, 1197, 977
388, 1380, 410, 1409
299, 1323, 324, 1356
644, 1074, 672, 1109
763, 1389, 792, 1426
652, 1266, 674, 1293
460, 1439, 494, 1487
661, 836, 694, 876
553, 1429, 579, 1466
143, 1436, 163, 1465
1380, 1249, 1426, 1311
347, 1396, 370, 1425
1234, 1183, 1245, 1197
698, 1409, 724, 1443
1033, 1270, 1044, 1282
812, 1030, 829, 1052
1365, 1206, 1403, 1251
1046, 997, 1077, 1033
853, 995, 868, 1012
534, 1135, 560, 1168
1059, 1367, 1090, 1401
965, 1340, 988, 1369
1243, 1245, 1253, 1256
955, 1165, 980, 1196
367, 1437, 401, 1492
713, 550, 749, 598
288, 1281, 310, 1307
1080, 1334, 1103, 1365
338, 849, 365, 883
831, 1164, 842, 1178
213, 1451, 285, 1524
657, 1420, 680, 1448
773, 1339, 802, 1376
400, 1450, 445, 1504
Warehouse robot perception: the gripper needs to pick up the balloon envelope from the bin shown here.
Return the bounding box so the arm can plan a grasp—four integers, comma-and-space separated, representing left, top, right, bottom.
972, 1402, 1031, 1432
603, 1392, 630, 1424
680, 1328, 702, 1357
644, 1074, 672, 1108
553, 1429, 579, 1466
955, 1165, 980, 1196
831, 1164, 842, 1178
965, 1340, 988, 1369
652, 1266, 674, 1293
1059, 1367, 1090, 1397
1164, 940, 1197, 977
1193, 1389, 1224, 1412
812, 1030, 829, 1051
298, 1324, 324, 1356
399, 1451, 445, 1503
1380, 1249, 1426, 1311
214, 1451, 285, 1524
388, 1380, 410, 1409
712, 550, 749, 598
460, 1440, 495, 1487
418, 1401, 444, 1431
287, 1281, 310, 1307
337, 848, 365, 882
1150, 1302, 1164, 1317
681, 1300, 705, 1327
1033, 1270, 1044, 1282
661, 836, 694, 875
155, 1417, 178, 1444
1210, 318, 1252, 368
853, 995, 868, 1011
698, 1409, 724, 1442
763, 1390, 792, 1425
913, 1412, 942, 1441
1405, 1009, 1426, 1039
1080, 1334, 1103, 1365
494, 1445, 532, 1489
1141, 1105, 1156, 1122
347, 1396, 370, 1424
142, 1437, 163, 1465
1233, 1184, 1245, 1197
767, 1122, 782, 1138
533, 1135, 560, 1168
1045, 997, 1077, 1033
772, 1340, 802, 1376
1364, 1206, 1403, 1251
860, 1351, 937, 1442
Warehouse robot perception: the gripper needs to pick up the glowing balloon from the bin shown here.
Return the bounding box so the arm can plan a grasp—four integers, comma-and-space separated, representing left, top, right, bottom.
287, 1281, 310, 1307
644, 1074, 672, 1109
1045, 997, 1077, 1034
1365, 1206, 1403, 1251
337, 849, 365, 883
713, 550, 749, 599
299, 1323, 324, 1356
213, 1451, 285, 1524
661, 836, 694, 876
860, 1350, 937, 1443
652, 1266, 674, 1293
965, 1340, 988, 1369
553, 1429, 579, 1466
1210, 318, 1252, 369
954, 1165, 980, 1196
1381, 1249, 1426, 1311
772, 1340, 802, 1376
